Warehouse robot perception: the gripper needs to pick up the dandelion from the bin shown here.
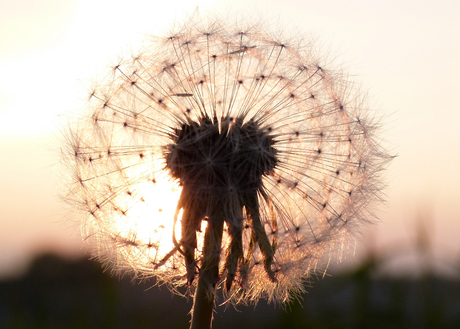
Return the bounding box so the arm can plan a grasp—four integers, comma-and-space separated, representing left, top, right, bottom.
62, 17, 391, 328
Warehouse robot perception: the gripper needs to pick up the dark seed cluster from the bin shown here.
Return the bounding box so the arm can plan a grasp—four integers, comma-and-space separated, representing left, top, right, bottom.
165, 115, 278, 289
167, 116, 277, 194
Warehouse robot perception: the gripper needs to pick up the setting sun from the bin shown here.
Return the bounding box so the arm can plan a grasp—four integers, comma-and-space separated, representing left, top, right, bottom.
108, 167, 183, 267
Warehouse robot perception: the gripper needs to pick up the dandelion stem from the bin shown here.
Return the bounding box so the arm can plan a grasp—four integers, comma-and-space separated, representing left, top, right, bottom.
190, 215, 224, 329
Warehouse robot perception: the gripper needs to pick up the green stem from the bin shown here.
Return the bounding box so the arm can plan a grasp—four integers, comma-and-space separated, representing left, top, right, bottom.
190, 216, 224, 329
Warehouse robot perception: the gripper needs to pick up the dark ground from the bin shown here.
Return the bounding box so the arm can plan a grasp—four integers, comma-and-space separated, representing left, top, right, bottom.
1, 252, 460, 329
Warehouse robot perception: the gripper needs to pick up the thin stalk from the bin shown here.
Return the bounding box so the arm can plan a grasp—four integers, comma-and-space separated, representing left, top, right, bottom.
190, 216, 224, 329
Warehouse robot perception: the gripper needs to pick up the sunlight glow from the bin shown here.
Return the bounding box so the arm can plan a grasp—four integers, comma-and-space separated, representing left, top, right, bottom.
103, 166, 212, 277
112, 173, 182, 257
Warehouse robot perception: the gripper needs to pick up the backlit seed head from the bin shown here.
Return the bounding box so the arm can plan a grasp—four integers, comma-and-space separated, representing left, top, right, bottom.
61, 17, 392, 304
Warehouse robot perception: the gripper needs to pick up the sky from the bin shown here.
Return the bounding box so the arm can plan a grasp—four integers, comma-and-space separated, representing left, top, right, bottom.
1, 0, 460, 279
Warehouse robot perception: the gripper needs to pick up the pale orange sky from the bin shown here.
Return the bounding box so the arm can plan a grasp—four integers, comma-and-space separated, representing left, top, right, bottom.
1, 0, 460, 278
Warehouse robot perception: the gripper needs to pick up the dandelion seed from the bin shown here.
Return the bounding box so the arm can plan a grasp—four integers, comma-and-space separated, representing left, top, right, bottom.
62, 16, 391, 329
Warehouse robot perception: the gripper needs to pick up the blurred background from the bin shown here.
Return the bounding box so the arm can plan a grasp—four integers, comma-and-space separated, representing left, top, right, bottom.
1, 0, 460, 327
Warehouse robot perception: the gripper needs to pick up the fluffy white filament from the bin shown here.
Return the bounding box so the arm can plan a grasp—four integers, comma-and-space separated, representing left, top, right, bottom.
61, 18, 390, 305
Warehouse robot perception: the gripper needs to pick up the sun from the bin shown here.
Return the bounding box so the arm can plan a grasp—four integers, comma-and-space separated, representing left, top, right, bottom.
93, 156, 186, 272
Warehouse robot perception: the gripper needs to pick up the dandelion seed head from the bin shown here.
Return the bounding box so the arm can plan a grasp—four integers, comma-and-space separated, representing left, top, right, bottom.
62, 16, 391, 304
